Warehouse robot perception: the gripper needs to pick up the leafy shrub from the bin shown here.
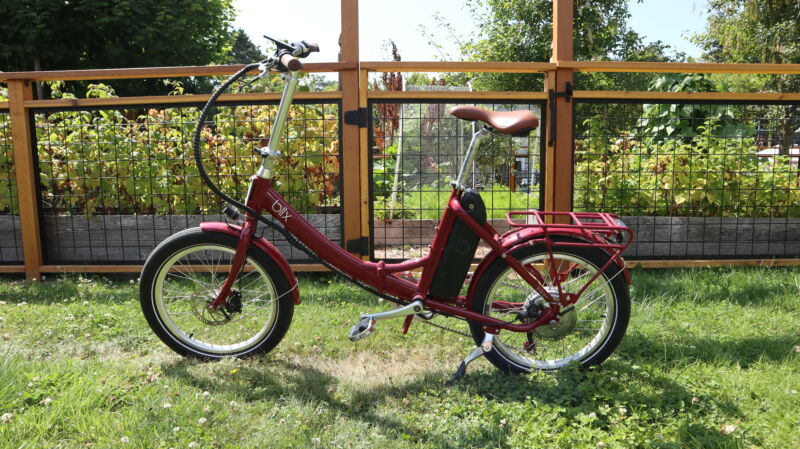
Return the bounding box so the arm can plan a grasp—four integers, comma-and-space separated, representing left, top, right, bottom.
30, 103, 339, 215
574, 120, 800, 217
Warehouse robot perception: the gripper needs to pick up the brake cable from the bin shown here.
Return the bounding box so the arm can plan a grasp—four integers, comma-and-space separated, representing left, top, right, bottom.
191, 62, 414, 308
192, 61, 513, 335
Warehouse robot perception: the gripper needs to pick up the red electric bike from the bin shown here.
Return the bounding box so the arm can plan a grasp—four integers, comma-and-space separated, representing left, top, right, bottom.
140, 38, 633, 380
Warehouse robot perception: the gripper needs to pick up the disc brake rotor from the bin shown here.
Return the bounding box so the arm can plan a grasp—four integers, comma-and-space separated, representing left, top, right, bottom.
191, 290, 230, 326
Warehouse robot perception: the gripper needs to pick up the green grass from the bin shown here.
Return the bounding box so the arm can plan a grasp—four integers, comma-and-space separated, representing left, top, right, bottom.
396, 184, 540, 219
0, 268, 798, 448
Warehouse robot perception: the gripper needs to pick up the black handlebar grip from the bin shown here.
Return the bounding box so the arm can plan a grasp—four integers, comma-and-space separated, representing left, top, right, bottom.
306, 42, 320, 53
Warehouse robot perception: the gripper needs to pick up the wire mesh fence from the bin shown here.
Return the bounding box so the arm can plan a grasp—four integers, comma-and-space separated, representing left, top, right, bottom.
34, 101, 342, 264
369, 100, 545, 261
0, 111, 23, 263
574, 100, 800, 259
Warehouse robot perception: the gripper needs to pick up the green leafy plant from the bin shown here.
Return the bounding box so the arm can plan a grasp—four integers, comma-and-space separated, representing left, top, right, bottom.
32, 102, 339, 216
640, 74, 752, 139
575, 119, 800, 217
0, 112, 15, 212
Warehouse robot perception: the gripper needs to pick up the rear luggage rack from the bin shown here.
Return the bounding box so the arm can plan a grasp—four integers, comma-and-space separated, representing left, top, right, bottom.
506, 211, 634, 252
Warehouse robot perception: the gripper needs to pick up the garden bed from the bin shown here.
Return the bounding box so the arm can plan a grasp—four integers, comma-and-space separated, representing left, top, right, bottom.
0, 215, 23, 262
372, 216, 800, 259
36, 214, 341, 264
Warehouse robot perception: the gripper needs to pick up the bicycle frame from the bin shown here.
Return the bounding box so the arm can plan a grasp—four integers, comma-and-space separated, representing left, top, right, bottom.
206, 71, 633, 334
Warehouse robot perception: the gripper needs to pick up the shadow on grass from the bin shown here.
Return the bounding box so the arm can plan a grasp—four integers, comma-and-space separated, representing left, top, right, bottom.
163, 358, 467, 448
161, 352, 752, 448
458, 360, 751, 447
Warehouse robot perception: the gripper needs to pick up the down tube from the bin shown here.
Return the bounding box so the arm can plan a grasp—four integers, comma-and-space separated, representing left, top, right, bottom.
261, 187, 417, 299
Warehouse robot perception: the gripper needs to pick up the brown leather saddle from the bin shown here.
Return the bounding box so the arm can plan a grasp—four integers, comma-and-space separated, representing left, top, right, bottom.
449, 105, 539, 137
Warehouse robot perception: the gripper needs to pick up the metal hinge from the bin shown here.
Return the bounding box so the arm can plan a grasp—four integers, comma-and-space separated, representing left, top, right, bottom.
548, 81, 573, 147
344, 107, 368, 128
346, 236, 370, 254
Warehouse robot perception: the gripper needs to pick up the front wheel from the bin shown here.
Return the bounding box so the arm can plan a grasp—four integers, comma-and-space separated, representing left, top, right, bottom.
469, 245, 630, 373
140, 228, 294, 359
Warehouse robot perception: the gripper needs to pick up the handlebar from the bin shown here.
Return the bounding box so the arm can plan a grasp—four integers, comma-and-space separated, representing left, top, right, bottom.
279, 53, 303, 71
263, 35, 319, 72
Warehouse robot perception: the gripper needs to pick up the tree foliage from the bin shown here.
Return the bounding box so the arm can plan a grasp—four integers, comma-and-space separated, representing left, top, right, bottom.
224, 28, 266, 64
0, 0, 236, 95
695, 0, 800, 68
694, 0, 800, 93
460, 0, 676, 91
694, 0, 800, 152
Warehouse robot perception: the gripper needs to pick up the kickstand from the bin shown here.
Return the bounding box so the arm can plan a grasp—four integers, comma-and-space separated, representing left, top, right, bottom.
449, 333, 495, 383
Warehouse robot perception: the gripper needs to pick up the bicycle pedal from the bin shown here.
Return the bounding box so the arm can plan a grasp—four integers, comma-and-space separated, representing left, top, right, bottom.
348, 315, 376, 341
349, 300, 425, 342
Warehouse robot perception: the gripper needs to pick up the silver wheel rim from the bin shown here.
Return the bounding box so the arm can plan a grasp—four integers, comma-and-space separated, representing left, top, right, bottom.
484, 252, 617, 370
152, 244, 279, 355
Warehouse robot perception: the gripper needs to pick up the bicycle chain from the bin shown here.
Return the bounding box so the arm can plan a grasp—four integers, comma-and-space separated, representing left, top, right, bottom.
417, 318, 472, 338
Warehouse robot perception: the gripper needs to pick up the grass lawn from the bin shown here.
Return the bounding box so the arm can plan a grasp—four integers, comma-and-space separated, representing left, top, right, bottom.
0, 268, 798, 448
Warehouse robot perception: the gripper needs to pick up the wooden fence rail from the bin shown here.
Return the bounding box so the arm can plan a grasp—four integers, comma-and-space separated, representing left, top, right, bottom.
1, 0, 799, 279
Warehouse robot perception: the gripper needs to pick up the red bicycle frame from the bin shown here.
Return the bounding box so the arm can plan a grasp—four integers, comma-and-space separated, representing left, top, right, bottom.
207, 174, 633, 334
198, 59, 633, 336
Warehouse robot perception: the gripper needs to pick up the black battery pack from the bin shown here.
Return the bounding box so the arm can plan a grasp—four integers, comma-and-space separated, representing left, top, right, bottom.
429, 189, 486, 298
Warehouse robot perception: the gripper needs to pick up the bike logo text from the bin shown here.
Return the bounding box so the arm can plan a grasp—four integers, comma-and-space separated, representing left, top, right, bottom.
272, 200, 291, 222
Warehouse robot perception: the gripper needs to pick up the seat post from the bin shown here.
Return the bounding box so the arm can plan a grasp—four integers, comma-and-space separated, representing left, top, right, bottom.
451, 127, 491, 190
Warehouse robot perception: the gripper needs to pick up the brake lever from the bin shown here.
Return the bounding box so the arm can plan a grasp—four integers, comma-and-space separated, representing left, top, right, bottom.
263, 34, 294, 51
241, 59, 276, 86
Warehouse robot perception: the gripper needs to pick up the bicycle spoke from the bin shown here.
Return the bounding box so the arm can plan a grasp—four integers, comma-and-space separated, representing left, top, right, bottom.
154, 244, 279, 354
484, 251, 617, 370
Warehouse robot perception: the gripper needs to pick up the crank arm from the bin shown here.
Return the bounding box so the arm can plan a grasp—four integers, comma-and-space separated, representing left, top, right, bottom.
348, 300, 425, 341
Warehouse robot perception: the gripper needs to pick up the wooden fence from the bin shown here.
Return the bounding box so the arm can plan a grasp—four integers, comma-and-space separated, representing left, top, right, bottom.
2, 0, 800, 279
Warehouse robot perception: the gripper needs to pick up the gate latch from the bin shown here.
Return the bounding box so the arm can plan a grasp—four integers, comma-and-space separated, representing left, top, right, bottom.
344, 108, 368, 128
548, 82, 573, 147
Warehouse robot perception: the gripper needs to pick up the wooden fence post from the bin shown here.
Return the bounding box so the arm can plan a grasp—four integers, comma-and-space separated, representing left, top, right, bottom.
544, 0, 575, 219
358, 68, 370, 260
7, 79, 42, 280
339, 0, 366, 257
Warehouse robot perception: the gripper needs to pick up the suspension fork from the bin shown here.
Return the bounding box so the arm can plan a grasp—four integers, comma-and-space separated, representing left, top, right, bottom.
208, 216, 257, 309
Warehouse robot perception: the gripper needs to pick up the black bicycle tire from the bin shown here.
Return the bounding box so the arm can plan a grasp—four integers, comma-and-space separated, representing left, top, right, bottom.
140, 227, 294, 359
469, 244, 630, 374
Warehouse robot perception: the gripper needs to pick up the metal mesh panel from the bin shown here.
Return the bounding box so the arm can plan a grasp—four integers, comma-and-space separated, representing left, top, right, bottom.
370, 100, 544, 261
574, 100, 800, 259
0, 111, 23, 263
35, 101, 342, 264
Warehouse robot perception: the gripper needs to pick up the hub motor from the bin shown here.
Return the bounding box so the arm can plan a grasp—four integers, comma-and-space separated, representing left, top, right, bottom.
522, 287, 577, 340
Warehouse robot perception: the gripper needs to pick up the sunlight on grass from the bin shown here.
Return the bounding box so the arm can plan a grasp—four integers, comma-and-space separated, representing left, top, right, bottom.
0, 269, 798, 448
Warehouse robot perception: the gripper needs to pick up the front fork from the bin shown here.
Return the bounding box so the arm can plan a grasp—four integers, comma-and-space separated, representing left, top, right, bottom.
208, 216, 257, 309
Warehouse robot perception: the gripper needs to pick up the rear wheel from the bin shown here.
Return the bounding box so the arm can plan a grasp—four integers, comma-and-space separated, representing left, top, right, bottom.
140, 228, 294, 359
469, 245, 629, 373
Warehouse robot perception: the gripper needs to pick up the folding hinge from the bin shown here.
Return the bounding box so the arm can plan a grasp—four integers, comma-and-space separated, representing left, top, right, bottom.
346, 236, 370, 254
344, 107, 368, 128
548, 82, 573, 147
